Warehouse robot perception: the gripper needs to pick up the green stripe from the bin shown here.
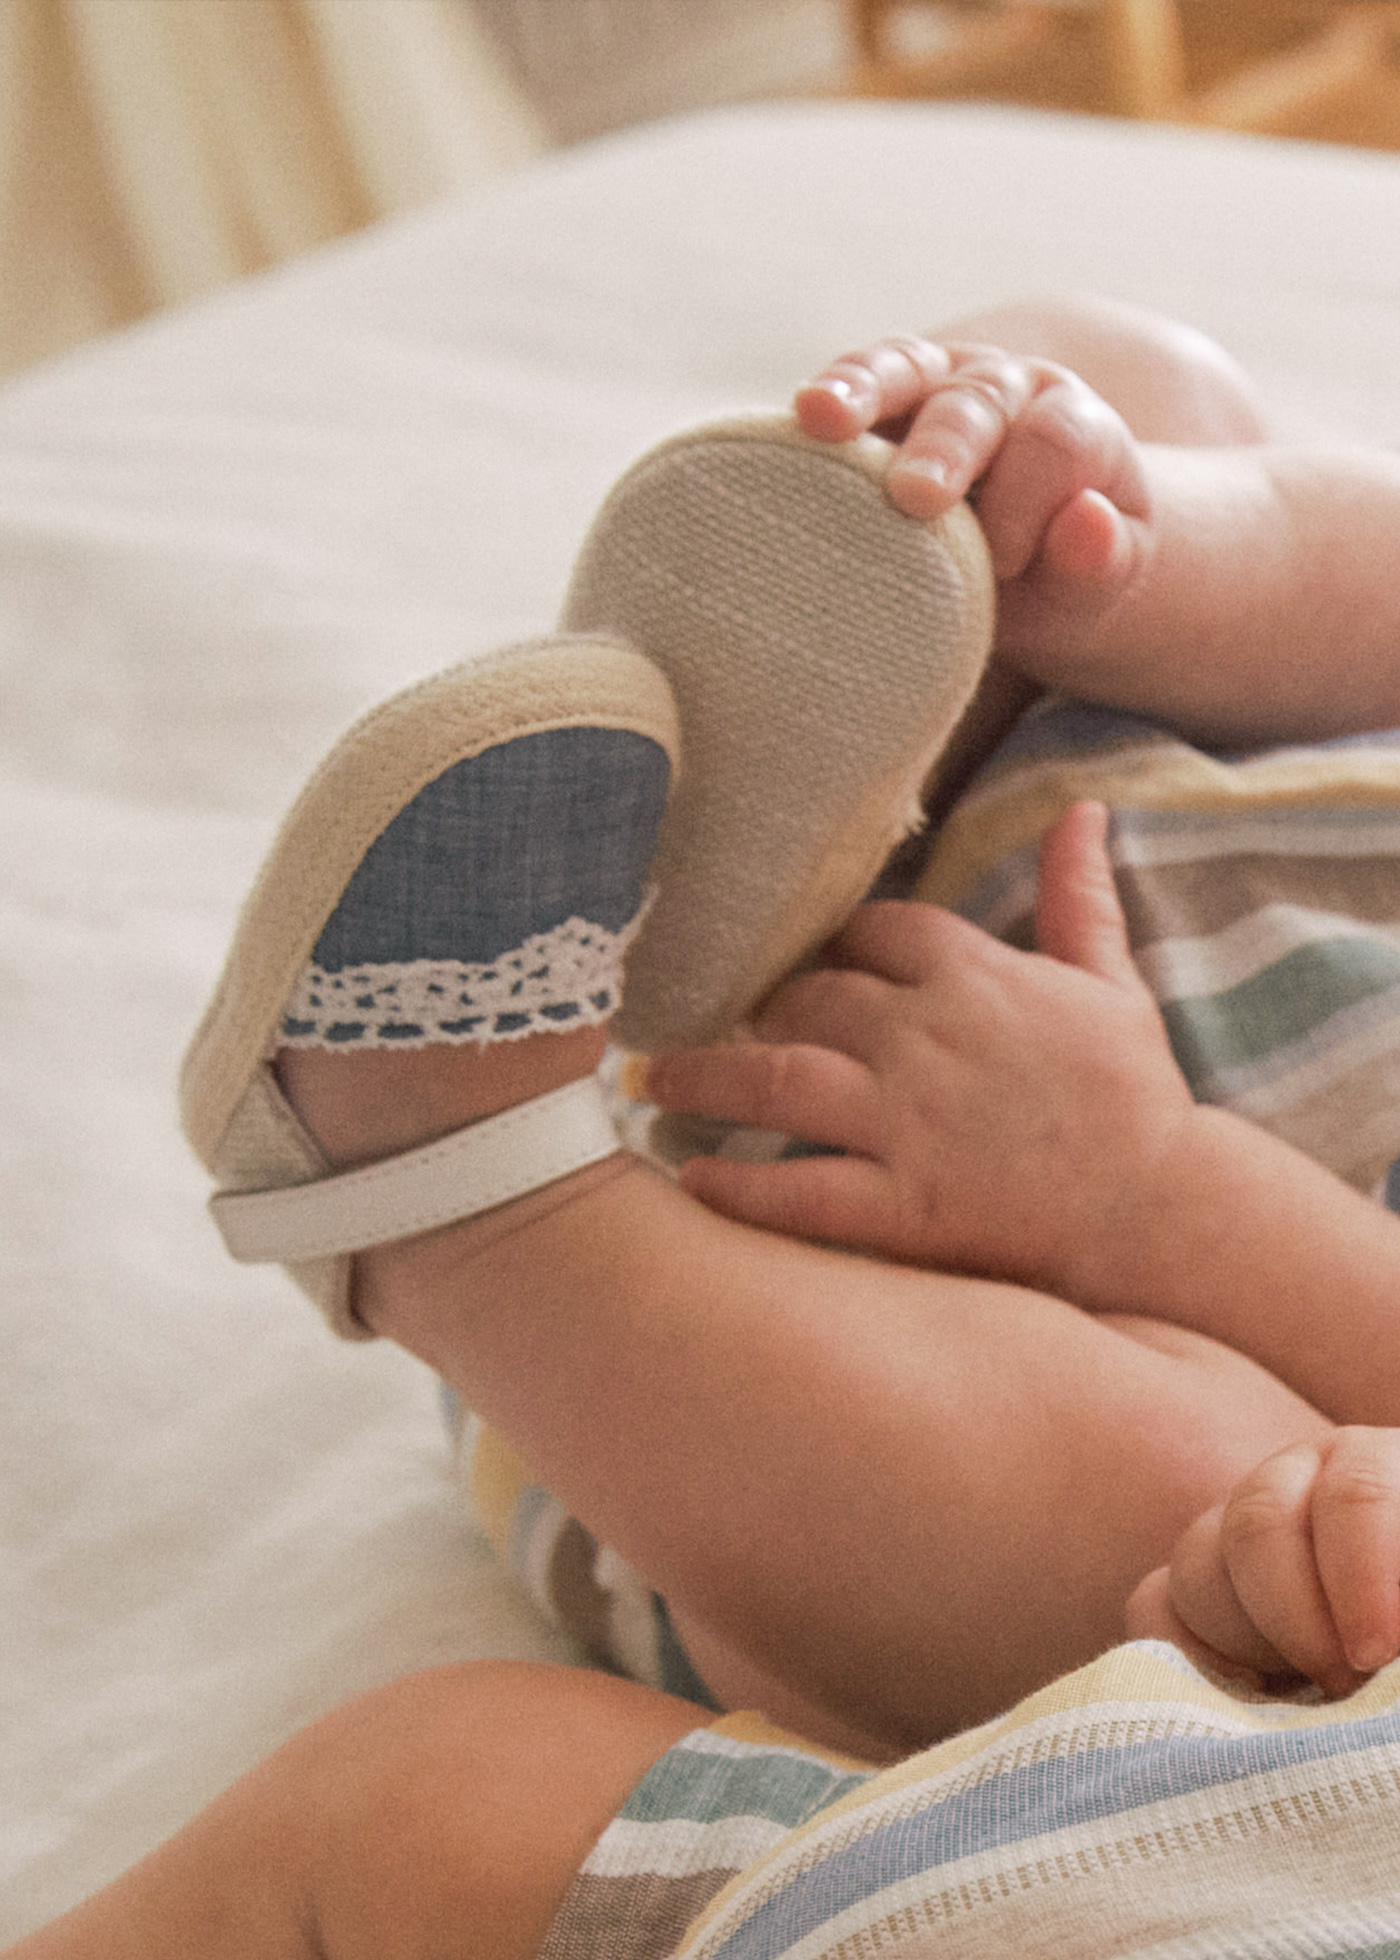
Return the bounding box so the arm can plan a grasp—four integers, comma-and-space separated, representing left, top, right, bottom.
618, 1741, 865, 1830
1162, 936, 1400, 1083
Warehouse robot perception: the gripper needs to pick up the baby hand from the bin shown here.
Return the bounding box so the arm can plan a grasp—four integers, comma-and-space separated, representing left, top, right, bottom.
646, 802, 1195, 1306
795, 334, 1150, 613
1126, 1428, 1400, 1697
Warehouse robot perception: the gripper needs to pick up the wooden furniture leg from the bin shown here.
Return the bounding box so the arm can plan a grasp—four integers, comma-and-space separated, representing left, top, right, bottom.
1100, 0, 1187, 116
844, 0, 1400, 136
1185, 4, 1400, 134
843, 0, 1060, 99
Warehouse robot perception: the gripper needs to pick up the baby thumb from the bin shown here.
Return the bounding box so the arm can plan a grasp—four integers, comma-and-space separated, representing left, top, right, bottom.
1035, 800, 1140, 988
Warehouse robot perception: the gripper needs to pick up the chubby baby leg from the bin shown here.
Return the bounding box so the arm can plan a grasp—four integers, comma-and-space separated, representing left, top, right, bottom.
5, 1664, 701, 1960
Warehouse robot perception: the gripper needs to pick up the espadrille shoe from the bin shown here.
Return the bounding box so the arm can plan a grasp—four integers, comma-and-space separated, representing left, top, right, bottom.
180, 635, 680, 1337
561, 412, 995, 1052
183, 423, 994, 1337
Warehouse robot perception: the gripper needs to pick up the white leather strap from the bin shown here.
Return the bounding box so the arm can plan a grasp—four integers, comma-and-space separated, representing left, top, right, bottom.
210, 1075, 621, 1265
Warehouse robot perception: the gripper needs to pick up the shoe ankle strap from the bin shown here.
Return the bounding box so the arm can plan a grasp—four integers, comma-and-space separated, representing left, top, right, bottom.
210, 1075, 622, 1265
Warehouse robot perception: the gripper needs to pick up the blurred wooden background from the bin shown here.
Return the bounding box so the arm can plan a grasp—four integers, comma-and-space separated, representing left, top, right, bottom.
4, 1, 1399, 385
844, 1, 1400, 145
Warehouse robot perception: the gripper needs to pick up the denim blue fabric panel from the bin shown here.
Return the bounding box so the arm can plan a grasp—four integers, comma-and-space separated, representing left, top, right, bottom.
311, 726, 669, 971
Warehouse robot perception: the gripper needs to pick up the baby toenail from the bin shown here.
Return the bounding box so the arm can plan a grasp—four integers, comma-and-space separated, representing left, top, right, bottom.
892, 458, 949, 489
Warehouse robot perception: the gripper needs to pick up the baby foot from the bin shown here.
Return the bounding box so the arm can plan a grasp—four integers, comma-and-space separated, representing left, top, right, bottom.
182, 636, 679, 1335
796, 333, 1150, 593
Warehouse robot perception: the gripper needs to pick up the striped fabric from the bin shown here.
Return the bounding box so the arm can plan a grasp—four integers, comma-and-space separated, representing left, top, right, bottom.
914, 700, 1400, 1205
465, 1417, 720, 1708
540, 1713, 874, 1960
666, 1643, 1400, 1960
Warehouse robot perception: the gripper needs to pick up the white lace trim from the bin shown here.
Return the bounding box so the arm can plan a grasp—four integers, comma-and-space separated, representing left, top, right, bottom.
279, 903, 650, 1050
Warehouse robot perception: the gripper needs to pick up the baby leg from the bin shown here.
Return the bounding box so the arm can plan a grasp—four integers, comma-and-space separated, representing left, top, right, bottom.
299, 1027, 1327, 1755
191, 481, 1321, 1755
5, 1664, 701, 1960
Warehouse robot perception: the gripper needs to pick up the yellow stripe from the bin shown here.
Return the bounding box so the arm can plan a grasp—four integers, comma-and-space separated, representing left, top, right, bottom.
674, 1646, 1400, 1957
915, 743, 1400, 912
468, 1422, 534, 1559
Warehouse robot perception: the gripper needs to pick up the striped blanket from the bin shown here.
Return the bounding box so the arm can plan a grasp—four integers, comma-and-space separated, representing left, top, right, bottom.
914, 699, 1400, 1206
658, 1643, 1400, 1960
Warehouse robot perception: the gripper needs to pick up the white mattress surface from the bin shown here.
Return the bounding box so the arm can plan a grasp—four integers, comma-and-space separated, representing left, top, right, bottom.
6, 102, 1400, 1934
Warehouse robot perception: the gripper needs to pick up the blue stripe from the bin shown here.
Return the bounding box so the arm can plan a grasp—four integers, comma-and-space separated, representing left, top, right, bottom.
1190, 978, 1400, 1105
709, 1710, 1400, 1960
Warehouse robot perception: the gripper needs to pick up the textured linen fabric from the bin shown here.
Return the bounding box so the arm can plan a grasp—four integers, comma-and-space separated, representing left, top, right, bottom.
915, 699, 1400, 1206
542, 1646, 1400, 1960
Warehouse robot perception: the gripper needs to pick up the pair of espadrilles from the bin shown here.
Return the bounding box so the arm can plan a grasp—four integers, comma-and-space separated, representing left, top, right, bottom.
180, 414, 995, 1337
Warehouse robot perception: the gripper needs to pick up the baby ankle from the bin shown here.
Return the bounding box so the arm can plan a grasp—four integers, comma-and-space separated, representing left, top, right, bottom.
275, 1027, 609, 1170
353, 1150, 644, 1344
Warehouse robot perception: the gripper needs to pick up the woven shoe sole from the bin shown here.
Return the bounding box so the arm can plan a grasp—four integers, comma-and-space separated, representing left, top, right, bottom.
561, 413, 996, 1052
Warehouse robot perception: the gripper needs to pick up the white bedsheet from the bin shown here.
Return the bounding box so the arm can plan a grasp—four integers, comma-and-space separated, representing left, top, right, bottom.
6, 101, 1400, 1935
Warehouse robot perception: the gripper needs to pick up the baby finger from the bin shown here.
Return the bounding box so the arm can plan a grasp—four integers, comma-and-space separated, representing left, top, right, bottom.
1222, 1445, 1360, 1696
1160, 1505, 1289, 1677
885, 345, 1036, 519
972, 371, 1147, 580
795, 336, 951, 443
1310, 1429, 1400, 1676
645, 1040, 884, 1158
679, 1150, 900, 1251
1124, 1564, 1271, 1692
751, 964, 900, 1069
